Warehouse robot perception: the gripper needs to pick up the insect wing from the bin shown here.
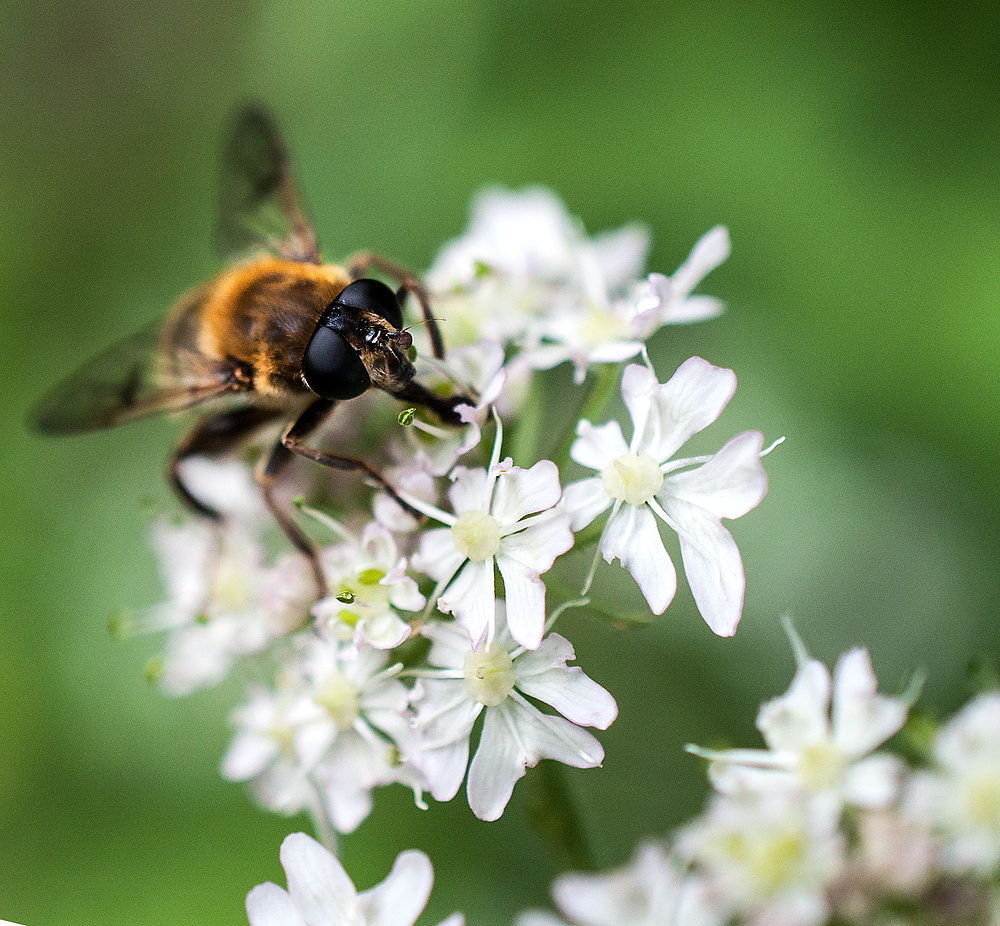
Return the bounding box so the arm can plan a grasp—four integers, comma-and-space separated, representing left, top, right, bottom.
218, 104, 320, 265
30, 319, 235, 435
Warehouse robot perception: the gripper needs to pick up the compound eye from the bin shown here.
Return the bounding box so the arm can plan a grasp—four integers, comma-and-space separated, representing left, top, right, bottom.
302, 326, 371, 400
335, 278, 403, 329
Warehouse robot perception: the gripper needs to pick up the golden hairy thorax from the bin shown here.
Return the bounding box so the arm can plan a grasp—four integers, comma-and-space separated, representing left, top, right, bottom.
165, 257, 353, 397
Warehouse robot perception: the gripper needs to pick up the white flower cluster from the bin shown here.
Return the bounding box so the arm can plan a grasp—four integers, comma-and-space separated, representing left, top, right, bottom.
136, 191, 771, 834
517, 631, 1000, 926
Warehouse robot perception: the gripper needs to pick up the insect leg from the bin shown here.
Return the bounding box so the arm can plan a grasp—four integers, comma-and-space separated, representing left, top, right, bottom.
347, 252, 445, 360
256, 398, 337, 597
168, 405, 284, 520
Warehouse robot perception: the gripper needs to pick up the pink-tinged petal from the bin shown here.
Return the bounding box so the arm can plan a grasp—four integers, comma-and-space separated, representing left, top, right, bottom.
570, 419, 628, 472
636, 357, 737, 463
500, 510, 574, 573
514, 633, 618, 729
670, 226, 731, 299
561, 477, 613, 532
844, 754, 905, 809
280, 832, 357, 925
661, 497, 744, 636
357, 850, 433, 926
496, 555, 546, 650
414, 529, 465, 583
757, 660, 832, 751
664, 431, 768, 519
246, 883, 308, 926
491, 460, 563, 525
832, 649, 907, 757
448, 466, 490, 514
467, 700, 605, 821
600, 504, 676, 615
438, 560, 496, 647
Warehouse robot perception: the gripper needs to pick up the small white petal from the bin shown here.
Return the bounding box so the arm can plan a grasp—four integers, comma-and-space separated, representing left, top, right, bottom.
664, 431, 768, 519
592, 222, 651, 290
570, 419, 629, 472
439, 560, 496, 647
601, 504, 676, 615
844, 753, 904, 809
357, 850, 433, 926
670, 225, 731, 299
634, 358, 736, 463
491, 460, 563, 525
496, 555, 546, 650
360, 611, 411, 650
414, 528, 466, 584
514, 634, 618, 729
500, 510, 574, 573
661, 497, 745, 636
280, 832, 357, 926
832, 649, 908, 757
757, 660, 832, 751
467, 700, 605, 821
246, 883, 308, 926
561, 477, 613, 532
448, 466, 491, 514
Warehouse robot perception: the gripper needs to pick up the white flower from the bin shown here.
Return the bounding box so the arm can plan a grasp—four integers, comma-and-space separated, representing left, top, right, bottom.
561, 358, 768, 636
689, 645, 909, 812
906, 691, 1000, 874
313, 523, 425, 651
522, 227, 730, 384
406, 610, 617, 821
516, 841, 721, 926
676, 790, 844, 926
223, 637, 416, 834
246, 832, 462, 926
409, 427, 573, 650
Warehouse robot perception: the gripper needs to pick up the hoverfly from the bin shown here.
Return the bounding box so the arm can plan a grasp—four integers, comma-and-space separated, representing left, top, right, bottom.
31, 105, 469, 596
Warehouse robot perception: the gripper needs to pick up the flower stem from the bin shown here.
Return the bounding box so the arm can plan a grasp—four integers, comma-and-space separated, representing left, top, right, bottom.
547, 363, 620, 466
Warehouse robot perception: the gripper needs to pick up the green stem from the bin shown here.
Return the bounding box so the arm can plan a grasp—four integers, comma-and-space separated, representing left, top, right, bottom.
546, 363, 620, 466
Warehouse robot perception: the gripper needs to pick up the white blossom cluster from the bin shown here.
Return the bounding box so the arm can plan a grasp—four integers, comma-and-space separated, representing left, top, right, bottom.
515, 632, 1000, 926
135, 188, 772, 835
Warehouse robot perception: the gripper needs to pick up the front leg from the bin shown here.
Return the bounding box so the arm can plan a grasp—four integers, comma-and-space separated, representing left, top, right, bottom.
348, 252, 445, 360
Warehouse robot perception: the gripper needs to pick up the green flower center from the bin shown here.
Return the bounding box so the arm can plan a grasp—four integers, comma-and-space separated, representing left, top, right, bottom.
463, 645, 515, 706
452, 510, 502, 561
601, 453, 664, 505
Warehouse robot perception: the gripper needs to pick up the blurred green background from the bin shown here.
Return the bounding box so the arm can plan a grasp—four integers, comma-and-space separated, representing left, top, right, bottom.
2, 0, 999, 923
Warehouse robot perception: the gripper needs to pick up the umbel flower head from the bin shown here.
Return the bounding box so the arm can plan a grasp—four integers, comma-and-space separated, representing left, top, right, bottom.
561, 358, 769, 636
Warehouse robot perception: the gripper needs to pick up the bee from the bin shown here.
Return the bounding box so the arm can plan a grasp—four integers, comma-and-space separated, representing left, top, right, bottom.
31, 105, 469, 596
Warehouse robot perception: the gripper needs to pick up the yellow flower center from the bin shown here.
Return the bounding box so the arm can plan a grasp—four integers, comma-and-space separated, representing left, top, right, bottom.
463, 645, 515, 706
961, 771, 1000, 830
601, 453, 664, 505
315, 671, 360, 731
798, 741, 848, 790
452, 510, 502, 561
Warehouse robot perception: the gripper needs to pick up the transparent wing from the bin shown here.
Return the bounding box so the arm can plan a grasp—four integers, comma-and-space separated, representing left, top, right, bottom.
217, 104, 320, 265
30, 318, 239, 435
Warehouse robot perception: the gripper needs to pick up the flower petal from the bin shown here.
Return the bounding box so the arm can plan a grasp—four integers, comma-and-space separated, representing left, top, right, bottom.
357, 850, 433, 926
491, 460, 563, 525
664, 431, 767, 519
467, 699, 605, 821
438, 560, 496, 648
670, 225, 731, 300
514, 633, 618, 729
448, 466, 491, 514
600, 504, 676, 615
280, 832, 357, 926
832, 648, 907, 757
660, 497, 745, 636
561, 477, 613, 532
500, 510, 574, 573
570, 419, 629, 472
414, 528, 465, 584
844, 753, 904, 809
632, 358, 736, 463
246, 883, 308, 926
757, 659, 832, 752
496, 554, 546, 650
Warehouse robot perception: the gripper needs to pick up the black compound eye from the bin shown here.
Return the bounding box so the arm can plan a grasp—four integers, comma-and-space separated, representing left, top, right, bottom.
302, 326, 371, 400
335, 278, 403, 329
